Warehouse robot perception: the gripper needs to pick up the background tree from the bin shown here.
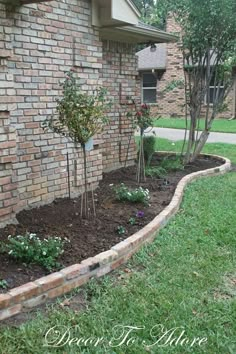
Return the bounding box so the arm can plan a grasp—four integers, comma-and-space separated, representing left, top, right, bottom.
168, 0, 236, 162
45, 70, 109, 218
135, 0, 236, 162
133, 0, 168, 29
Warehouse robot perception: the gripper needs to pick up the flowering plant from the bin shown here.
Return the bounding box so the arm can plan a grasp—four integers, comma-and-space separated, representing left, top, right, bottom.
4, 233, 69, 271
114, 183, 150, 204
135, 103, 153, 131
136, 211, 145, 218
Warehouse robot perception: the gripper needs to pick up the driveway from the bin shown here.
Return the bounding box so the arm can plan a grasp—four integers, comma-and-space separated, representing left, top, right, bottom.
143, 127, 236, 144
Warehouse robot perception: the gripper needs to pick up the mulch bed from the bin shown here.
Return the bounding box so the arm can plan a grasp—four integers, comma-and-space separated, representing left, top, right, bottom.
0, 155, 222, 292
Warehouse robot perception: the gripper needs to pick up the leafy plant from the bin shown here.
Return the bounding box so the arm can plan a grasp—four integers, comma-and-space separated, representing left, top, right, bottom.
160, 156, 184, 171
116, 226, 126, 235
136, 104, 153, 131
3, 233, 69, 271
128, 217, 136, 226
44, 69, 110, 218
114, 183, 150, 204
0, 279, 8, 290
145, 166, 167, 178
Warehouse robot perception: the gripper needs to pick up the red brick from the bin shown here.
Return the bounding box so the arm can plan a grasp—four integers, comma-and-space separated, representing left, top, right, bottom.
3, 183, 17, 192
35, 273, 64, 292
0, 304, 22, 321
0, 207, 12, 217
0, 294, 12, 310
9, 282, 39, 303
0, 176, 11, 185
3, 198, 18, 207
60, 264, 88, 280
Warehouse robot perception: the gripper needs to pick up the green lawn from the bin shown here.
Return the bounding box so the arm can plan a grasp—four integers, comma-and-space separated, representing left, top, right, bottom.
155, 138, 236, 164
0, 142, 236, 354
154, 117, 236, 134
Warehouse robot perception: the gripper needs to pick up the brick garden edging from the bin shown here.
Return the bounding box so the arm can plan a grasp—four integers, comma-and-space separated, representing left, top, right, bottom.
0, 153, 231, 321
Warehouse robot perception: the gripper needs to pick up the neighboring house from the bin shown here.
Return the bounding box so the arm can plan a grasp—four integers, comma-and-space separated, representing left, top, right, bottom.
136, 17, 236, 118
0, 0, 175, 227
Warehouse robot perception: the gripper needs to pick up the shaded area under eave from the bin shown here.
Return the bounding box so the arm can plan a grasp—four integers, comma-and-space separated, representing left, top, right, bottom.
100, 22, 177, 44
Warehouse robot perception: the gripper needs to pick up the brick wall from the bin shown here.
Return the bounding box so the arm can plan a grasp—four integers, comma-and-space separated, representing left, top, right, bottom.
0, 0, 139, 227
153, 16, 235, 119
102, 40, 139, 172
155, 17, 185, 117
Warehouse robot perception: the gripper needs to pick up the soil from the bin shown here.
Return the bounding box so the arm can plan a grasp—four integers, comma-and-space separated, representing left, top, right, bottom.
0, 155, 222, 292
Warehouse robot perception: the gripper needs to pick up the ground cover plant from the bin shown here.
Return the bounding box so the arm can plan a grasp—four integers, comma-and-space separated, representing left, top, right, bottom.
0, 142, 235, 353
1, 233, 67, 271
113, 183, 150, 204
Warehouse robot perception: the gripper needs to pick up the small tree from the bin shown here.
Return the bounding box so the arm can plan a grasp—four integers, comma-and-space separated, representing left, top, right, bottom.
136, 104, 154, 183
45, 69, 109, 218
125, 103, 153, 183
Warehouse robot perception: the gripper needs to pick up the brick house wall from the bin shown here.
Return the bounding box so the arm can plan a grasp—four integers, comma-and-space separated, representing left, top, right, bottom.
102, 40, 138, 172
0, 0, 138, 227
155, 17, 185, 117
145, 16, 235, 119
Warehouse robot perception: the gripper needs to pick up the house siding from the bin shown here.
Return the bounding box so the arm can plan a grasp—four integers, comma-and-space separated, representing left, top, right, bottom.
0, 0, 138, 227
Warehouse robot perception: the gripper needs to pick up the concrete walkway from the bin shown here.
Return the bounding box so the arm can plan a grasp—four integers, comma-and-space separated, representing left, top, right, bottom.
143, 127, 236, 144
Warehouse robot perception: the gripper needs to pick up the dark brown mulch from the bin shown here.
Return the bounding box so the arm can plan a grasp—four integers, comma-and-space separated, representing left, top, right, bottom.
0, 155, 222, 292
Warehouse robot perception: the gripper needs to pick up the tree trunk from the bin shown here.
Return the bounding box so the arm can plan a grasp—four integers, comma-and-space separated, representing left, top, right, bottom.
184, 111, 197, 164
190, 130, 210, 162
137, 129, 146, 183
81, 143, 89, 219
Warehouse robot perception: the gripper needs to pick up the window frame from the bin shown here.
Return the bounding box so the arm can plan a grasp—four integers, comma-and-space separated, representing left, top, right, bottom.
141, 71, 157, 104
205, 71, 224, 106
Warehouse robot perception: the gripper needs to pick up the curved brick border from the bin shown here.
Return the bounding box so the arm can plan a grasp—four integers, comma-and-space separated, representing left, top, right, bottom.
0, 153, 231, 321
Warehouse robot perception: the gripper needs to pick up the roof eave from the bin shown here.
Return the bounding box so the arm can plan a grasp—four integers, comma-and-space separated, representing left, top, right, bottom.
125, 25, 178, 43
138, 67, 166, 71
100, 26, 178, 44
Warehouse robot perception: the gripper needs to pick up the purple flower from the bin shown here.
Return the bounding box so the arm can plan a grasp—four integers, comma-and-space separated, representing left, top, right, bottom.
136, 211, 144, 218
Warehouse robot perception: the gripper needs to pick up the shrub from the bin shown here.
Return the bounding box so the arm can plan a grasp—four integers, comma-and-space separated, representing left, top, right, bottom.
114, 183, 150, 204
4, 233, 69, 271
142, 136, 156, 166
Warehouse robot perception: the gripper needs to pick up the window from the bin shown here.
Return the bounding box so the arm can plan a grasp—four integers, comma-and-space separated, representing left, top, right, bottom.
206, 71, 224, 105
142, 72, 157, 103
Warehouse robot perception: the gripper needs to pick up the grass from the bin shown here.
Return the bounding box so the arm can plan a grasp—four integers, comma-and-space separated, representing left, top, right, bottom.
0, 142, 236, 354
154, 117, 236, 134
154, 138, 236, 164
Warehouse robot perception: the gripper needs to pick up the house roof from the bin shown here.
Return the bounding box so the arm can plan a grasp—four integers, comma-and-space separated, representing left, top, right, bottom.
136, 43, 167, 70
